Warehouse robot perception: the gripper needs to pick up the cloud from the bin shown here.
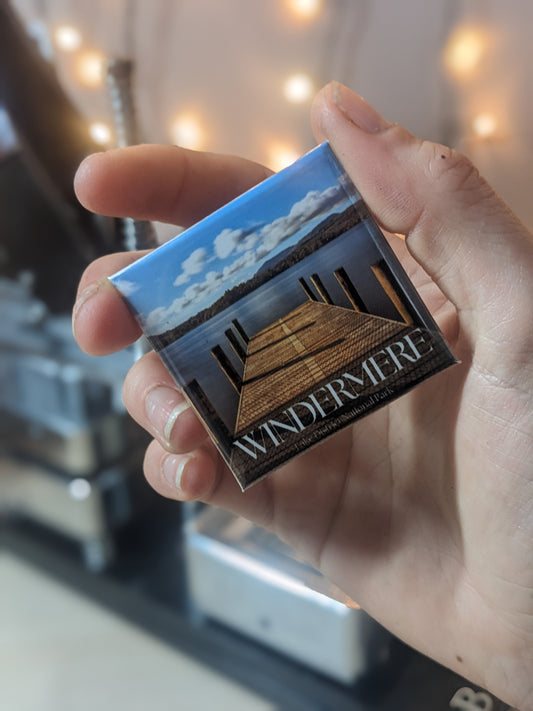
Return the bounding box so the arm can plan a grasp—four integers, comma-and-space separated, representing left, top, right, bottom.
214, 227, 260, 260
237, 233, 259, 253
145, 183, 349, 334
173, 247, 208, 286
209, 185, 345, 268
223, 250, 259, 280
144, 299, 182, 334
259, 185, 345, 252
214, 228, 243, 259
205, 270, 223, 285
113, 279, 139, 297
183, 282, 204, 302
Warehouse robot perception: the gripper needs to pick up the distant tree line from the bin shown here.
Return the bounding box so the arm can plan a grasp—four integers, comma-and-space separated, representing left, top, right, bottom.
151, 203, 365, 349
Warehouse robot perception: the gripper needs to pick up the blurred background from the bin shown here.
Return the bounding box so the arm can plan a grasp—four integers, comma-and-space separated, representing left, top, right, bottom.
1, 1, 530, 709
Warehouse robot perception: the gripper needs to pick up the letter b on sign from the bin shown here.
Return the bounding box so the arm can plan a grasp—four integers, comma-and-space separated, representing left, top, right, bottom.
450, 687, 493, 710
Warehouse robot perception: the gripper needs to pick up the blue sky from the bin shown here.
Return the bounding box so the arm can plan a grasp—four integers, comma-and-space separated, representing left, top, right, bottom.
110, 145, 357, 335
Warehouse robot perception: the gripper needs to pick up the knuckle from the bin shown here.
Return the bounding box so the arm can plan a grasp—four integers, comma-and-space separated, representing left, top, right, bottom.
421, 141, 481, 193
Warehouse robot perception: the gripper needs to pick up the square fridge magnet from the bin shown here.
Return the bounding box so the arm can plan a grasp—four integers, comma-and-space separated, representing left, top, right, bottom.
109, 143, 456, 489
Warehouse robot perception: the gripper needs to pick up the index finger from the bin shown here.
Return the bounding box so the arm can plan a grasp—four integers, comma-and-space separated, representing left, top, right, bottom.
73, 147, 272, 356
74, 144, 272, 226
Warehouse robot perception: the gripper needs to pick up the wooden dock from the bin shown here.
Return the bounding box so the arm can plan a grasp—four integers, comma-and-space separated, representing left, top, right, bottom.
234, 301, 410, 436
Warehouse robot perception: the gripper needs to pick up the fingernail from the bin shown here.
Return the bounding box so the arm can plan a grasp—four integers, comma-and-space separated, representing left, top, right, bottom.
145, 386, 190, 443
330, 81, 390, 133
163, 454, 191, 489
72, 281, 101, 335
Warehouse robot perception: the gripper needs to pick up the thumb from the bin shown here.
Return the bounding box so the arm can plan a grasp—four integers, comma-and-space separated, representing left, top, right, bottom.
311, 82, 533, 338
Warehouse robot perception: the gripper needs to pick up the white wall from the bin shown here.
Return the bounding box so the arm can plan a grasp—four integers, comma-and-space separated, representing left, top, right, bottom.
11, 0, 533, 228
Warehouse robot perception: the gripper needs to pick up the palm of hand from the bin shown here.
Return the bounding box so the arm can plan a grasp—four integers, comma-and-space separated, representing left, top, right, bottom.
264, 256, 533, 695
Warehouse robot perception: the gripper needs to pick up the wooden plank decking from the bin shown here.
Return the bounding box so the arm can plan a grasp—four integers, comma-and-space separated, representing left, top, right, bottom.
235, 301, 409, 436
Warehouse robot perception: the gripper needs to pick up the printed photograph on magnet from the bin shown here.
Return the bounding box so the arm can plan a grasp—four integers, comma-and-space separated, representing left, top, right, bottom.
110, 143, 456, 489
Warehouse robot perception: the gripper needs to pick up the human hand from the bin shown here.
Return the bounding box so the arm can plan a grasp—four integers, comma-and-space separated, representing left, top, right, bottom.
73, 82, 533, 709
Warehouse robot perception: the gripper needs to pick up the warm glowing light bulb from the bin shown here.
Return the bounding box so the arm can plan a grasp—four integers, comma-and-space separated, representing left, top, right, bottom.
472, 112, 497, 139
267, 142, 300, 172
170, 115, 206, 150
74, 50, 106, 88
287, 0, 322, 20
283, 73, 315, 104
89, 121, 112, 145
54, 25, 82, 52
444, 27, 487, 78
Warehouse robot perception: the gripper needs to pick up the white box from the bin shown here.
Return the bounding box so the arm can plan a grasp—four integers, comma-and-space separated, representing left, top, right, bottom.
184, 507, 391, 683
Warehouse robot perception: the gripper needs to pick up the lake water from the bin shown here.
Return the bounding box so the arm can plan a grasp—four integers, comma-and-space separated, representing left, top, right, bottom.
160, 221, 407, 431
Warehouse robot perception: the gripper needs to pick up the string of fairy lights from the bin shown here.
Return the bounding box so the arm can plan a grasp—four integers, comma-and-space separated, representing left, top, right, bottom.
28, 0, 327, 170
19, 0, 502, 170
443, 24, 500, 141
